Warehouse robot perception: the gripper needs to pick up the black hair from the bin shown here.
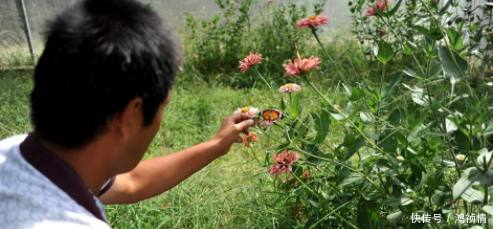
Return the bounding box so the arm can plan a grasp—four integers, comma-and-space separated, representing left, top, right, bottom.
31, 0, 181, 148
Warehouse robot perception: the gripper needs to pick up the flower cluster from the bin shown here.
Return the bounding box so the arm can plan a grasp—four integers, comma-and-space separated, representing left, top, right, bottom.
365, 0, 389, 16
239, 52, 263, 73
296, 15, 329, 29
284, 57, 321, 76
278, 83, 302, 93
269, 150, 300, 175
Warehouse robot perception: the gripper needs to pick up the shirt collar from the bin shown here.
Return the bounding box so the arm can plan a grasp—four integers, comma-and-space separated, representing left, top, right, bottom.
19, 134, 107, 222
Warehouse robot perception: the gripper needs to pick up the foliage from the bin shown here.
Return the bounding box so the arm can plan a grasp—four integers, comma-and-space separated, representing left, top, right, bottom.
184, 0, 315, 87
246, 0, 493, 228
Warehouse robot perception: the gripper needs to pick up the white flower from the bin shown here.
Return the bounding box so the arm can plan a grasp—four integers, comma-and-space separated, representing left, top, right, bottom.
278, 83, 302, 93
396, 156, 405, 162
455, 154, 466, 162
234, 106, 260, 118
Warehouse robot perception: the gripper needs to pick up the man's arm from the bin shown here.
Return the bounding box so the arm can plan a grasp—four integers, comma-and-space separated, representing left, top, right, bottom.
99, 113, 254, 204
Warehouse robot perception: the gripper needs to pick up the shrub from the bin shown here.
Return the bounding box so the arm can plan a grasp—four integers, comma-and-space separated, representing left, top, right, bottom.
239, 0, 493, 228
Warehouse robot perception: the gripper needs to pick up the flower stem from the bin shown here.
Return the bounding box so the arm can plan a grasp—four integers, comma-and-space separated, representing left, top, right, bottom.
311, 28, 329, 57
291, 173, 317, 196
310, 28, 347, 83
255, 68, 273, 90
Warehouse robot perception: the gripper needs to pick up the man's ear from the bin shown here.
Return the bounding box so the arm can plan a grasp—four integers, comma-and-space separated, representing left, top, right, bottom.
112, 97, 144, 139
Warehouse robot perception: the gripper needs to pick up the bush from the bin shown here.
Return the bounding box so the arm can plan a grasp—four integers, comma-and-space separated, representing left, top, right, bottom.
238, 0, 493, 228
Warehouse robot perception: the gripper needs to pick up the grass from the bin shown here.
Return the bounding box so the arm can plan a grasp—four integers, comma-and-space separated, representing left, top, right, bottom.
0, 69, 329, 228
0, 46, 37, 68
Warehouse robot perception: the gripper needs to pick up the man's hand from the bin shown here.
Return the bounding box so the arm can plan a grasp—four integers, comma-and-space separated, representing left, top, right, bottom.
100, 113, 255, 204
212, 113, 255, 155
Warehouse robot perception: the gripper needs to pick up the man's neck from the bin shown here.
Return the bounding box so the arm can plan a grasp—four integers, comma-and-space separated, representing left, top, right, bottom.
38, 137, 113, 194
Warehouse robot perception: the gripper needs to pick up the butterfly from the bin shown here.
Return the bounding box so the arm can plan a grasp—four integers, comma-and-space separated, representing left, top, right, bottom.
258, 109, 283, 127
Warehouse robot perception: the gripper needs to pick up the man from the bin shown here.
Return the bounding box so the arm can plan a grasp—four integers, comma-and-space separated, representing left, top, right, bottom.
0, 0, 254, 228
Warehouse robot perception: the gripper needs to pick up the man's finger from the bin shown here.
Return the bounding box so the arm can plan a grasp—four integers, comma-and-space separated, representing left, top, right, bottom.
232, 112, 252, 123
234, 119, 255, 132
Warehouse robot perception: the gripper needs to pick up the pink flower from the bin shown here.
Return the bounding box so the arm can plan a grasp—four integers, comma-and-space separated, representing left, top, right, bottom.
279, 83, 302, 93
365, 0, 389, 16
234, 106, 260, 118
376, 0, 389, 11
242, 132, 258, 147
296, 15, 329, 29
365, 7, 376, 16
269, 150, 300, 175
284, 56, 321, 76
239, 52, 263, 73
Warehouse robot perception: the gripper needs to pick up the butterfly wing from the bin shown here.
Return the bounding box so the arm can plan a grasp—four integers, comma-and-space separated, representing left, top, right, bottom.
261, 109, 283, 122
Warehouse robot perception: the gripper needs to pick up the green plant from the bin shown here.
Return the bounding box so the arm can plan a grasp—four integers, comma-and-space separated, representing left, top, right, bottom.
247, 0, 493, 228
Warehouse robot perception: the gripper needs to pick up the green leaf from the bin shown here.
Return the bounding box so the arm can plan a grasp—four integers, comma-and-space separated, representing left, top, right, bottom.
339, 173, 364, 187
469, 226, 484, 229
453, 167, 493, 199
379, 131, 397, 153
297, 116, 312, 138
338, 135, 365, 161
403, 84, 428, 106
343, 83, 352, 97
280, 98, 287, 111
453, 168, 478, 200
413, 26, 430, 36
400, 196, 414, 206
314, 108, 330, 144
388, 109, 404, 126
428, 61, 443, 78
386, 211, 403, 224
482, 205, 493, 216
360, 112, 375, 123
415, 172, 427, 191
289, 93, 301, 119
403, 69, 423, 79
477, 148, 493, 168
438, 46, 468, 79
461, 187, 484, 204
357, 199, 380, 229
445, 118, 458, 133
374, 40, 394, 64
402, 41, 418, 55
350, 87, 365, 101
413, 25, 443, 41
384, 196, 414, 207
381, 74, 403, 98
330, 112, 347, 121
447, 29, 464, 51
384, 0, 403, 17
308, 199, 319, 208
439, 0, 453, 15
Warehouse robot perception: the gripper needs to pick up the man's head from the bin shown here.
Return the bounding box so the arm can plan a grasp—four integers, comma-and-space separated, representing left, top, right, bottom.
30, 0, 181, 169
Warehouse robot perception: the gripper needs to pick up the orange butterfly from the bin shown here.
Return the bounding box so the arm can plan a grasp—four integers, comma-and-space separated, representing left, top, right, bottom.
258, 109, 283, 127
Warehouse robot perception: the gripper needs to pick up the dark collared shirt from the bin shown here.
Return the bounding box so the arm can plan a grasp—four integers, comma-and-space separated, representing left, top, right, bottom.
19, 134, 113, 222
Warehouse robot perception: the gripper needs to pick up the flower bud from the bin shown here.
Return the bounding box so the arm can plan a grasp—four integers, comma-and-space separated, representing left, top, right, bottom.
455, 154, 466, 162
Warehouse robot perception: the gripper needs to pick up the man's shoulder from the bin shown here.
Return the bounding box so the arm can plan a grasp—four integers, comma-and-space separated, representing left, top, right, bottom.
0, 134, 111, 229
1, 207, 112, 229
29, 220, 111, 229
0, 134, 28, 154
